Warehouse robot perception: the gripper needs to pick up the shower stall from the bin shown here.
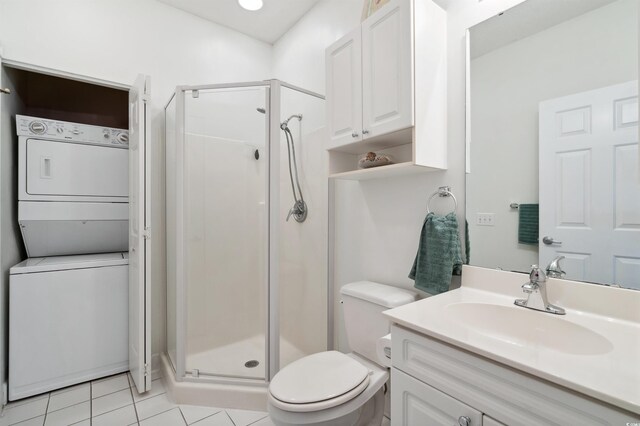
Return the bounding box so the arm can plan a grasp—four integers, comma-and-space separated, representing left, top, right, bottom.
164, 80, 329, 392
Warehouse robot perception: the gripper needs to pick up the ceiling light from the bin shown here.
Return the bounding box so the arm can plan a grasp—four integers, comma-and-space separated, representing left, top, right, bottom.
238, 0, 263, 11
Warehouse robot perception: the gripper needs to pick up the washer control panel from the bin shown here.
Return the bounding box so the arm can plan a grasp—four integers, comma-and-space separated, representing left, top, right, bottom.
16, 115, 129, 148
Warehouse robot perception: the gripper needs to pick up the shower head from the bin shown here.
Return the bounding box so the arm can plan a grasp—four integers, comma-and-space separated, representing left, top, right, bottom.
281, 113, 302, 130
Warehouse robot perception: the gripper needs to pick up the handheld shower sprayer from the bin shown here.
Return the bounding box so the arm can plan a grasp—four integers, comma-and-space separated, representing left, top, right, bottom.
256, 106, 307, 223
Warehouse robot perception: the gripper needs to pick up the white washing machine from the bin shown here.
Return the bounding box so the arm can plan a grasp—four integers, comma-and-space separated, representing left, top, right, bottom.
9, 116, 131, 400
9, 253, 129, 400
16, 115, 129, 257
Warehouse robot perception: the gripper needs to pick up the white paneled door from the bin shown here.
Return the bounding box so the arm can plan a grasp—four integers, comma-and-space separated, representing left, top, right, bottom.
129, 74, 152, 393
326, 27, 362, 150
539, 81, 640, 288
361, 0, 412, 139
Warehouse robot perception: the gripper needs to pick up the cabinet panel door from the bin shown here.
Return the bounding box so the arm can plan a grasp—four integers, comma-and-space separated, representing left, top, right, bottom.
392, 368, 482, 426
326, 27, 362, 149
362, 0, 413, 139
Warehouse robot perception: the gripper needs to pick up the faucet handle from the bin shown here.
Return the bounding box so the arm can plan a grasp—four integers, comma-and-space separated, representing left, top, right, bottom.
529, 264, 546, 284
546, 256, 566, 278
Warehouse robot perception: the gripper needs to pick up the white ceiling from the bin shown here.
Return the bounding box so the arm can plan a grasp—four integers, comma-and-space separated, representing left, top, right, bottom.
157, 0, 321, 44
470, 0, 618, 59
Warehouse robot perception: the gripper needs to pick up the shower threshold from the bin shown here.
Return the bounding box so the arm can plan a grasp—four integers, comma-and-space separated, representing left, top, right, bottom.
186, 334, 307, 380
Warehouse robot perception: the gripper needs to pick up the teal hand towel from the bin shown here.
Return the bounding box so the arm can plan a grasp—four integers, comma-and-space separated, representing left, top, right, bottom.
409, 212, 463, 295
518, 204, 539, 245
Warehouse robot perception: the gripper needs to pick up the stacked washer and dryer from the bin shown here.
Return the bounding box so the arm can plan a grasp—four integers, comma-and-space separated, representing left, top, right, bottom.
8, 115, 130, 400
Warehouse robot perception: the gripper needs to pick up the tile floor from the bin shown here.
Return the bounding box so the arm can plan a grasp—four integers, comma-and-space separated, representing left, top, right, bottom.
0, 373, 274, 426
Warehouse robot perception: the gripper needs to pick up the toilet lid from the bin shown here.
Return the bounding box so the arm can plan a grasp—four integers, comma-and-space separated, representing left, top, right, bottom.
269, 351, 370, 405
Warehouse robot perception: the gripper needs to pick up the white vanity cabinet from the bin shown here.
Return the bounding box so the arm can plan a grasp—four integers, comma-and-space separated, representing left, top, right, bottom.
390, 325, 639, 426
325, 0, 447, 179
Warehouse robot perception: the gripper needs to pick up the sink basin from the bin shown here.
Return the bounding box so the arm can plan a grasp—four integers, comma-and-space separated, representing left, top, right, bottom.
444, 303, 613, 355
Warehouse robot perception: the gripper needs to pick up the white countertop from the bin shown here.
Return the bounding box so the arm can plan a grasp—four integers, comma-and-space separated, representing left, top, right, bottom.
383, 266, 640, 414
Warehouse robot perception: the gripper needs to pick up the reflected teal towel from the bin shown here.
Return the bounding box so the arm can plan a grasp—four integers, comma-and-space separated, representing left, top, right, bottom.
518, 204, 539, 245
409, 212, 463, 295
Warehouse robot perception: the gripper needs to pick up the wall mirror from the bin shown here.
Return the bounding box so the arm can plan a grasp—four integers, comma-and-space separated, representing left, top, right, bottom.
466, 0, 639, 289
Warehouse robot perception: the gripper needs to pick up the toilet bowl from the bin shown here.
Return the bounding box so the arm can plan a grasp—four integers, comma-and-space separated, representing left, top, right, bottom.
267, 281, 418, 426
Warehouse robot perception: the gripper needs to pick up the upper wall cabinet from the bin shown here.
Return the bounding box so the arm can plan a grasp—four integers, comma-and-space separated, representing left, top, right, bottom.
325, 0, 447, 180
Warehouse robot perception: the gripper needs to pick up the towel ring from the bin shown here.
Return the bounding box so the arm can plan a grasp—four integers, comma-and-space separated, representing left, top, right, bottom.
427, 186, 457, 214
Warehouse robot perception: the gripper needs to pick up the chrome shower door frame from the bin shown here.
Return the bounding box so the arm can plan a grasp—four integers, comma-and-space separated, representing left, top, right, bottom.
173, 81, 272, 386
170, 80, 330, 388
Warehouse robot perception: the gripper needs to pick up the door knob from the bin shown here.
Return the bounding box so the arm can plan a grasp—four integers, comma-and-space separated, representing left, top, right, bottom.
458, 416, 471, 426
351, 132, 359, 138
542, 236, 562, 245
362, 129, 370, 135
0, 88, 11, 95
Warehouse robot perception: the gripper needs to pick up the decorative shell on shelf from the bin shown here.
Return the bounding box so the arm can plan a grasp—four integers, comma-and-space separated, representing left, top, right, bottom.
358, 151, 394, 169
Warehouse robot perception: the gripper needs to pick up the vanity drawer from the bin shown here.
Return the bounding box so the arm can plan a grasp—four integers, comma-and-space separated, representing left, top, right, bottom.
391, 368, 482, 426
391, 325, 639, 425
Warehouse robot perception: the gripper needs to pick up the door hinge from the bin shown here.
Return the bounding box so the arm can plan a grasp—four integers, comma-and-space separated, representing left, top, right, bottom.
144, 363, 150, 377
143, 227, 151, 240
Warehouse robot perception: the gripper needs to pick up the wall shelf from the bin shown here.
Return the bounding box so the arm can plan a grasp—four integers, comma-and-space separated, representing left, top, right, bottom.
329, 161, 442, 181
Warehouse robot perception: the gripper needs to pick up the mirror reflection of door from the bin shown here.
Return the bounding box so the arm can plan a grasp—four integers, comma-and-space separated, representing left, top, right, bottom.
539, 82, 639, 287
466, 0, 640, 290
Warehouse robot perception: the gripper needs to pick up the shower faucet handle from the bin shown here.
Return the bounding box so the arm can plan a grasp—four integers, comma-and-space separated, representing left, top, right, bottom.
286, 207, 295, 222
286, 200, 308, 223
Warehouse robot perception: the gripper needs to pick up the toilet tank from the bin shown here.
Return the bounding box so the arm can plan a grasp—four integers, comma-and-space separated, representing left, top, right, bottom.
340, 281, 418, 363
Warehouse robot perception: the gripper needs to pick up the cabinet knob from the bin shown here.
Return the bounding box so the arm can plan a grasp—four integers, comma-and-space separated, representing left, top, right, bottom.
458, 416, 471, 426
362, 129, 370, 135
351, 132, 359, 138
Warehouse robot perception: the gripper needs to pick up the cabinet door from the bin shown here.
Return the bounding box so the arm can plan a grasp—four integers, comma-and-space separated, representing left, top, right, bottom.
326, 27, 362, 150
361, 0, 413, 139
392, 368, 482, 426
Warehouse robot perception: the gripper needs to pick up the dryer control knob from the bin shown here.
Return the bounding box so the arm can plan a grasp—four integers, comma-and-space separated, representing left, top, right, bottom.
117, 133, 129, 144
29, 121, 47, 134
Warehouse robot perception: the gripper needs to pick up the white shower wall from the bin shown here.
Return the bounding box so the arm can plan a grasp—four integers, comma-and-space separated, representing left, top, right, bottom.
278, 87, 328, 363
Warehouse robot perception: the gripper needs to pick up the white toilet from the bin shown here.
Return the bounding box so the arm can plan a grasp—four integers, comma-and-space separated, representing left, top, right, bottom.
268, 281, 418, 426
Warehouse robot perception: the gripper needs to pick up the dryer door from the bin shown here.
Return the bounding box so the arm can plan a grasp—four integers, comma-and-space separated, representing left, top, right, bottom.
129, 74, 151, 394
25, 138, 128, 199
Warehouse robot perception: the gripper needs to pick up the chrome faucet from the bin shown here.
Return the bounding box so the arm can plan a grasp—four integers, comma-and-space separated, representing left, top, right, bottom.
514, 265, 566, 315
546, 255, 566, 278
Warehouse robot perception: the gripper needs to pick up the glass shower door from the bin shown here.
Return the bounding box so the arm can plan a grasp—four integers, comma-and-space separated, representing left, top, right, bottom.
183, 86, 269, 380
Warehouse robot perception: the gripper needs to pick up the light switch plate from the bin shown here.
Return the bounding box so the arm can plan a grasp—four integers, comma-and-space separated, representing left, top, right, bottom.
476, 213, 495, 226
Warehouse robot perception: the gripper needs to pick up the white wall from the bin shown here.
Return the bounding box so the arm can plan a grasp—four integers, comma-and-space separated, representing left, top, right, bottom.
0, 0, 273, 363
273, 0, 531, 351
468, 0, 638, 273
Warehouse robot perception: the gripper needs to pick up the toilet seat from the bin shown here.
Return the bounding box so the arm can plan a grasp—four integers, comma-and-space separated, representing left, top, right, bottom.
269, 351, 371, 413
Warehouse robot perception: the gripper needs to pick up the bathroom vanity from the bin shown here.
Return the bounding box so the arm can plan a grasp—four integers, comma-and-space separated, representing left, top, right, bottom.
383, 266, 640, 425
